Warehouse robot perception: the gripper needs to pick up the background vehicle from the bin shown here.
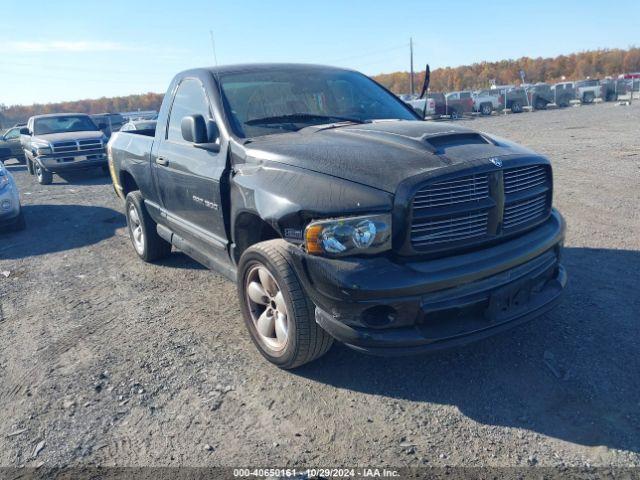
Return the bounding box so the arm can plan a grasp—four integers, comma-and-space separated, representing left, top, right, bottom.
0, 156, 25, 231
121, 110, 158, 122
0, 127, 26, 164
425, 92, 447, 116
405, 97, 436, 116
120, 120, 157, 132
551, 82, 576, 107
523, 83, 554, 110
20, 113, 109, 185
398, 93, 418, 102
444, 91, 474, 118
575, 79, 601, 103
490, 86, 528, 113
472, 90, 501, 115
91, 113, 126, 136
600, 78, 630, 101
109, 64, 566, 369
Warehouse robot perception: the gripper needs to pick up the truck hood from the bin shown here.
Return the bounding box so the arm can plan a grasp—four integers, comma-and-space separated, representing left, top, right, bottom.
244, 120, 538, 193
34, 130, 104, 143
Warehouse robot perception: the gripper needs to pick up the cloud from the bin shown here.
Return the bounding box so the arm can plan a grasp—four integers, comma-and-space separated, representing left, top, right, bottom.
5, 41, 133, 53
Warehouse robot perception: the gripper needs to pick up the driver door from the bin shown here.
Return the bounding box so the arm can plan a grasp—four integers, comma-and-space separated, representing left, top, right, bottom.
154, 78, 228, 257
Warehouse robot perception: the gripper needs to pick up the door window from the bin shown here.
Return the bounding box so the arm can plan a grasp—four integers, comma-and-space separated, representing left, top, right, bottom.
167, 79, 211, 143
4, 128, 20, 140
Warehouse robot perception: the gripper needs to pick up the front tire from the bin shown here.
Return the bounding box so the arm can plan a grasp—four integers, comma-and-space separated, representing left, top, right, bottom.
582, 92, 594, 104
27, 158, 34, 175
125, 191, 171, 262
480, 103, 492, 115
238, 240, 333, 369
35, 164, 53, 185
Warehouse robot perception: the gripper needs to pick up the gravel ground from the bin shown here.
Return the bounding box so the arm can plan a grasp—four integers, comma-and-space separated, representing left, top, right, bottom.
0, 102, 639, 471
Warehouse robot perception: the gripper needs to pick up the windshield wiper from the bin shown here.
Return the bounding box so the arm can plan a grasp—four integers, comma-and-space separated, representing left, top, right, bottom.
245, 113, 365, 126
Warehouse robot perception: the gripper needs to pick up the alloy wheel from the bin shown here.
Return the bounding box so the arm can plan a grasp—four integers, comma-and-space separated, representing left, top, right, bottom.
245, 264, 289, 351
128, 204, 145, 255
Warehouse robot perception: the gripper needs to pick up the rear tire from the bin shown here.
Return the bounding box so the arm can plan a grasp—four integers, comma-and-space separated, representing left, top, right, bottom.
35, 164, 53, 185
480, 103, 492, 115
582, 92, 594, 104
238, 239, 333, 369
125, 191, 171, 262
449, 108, 460, 119
510, 101, 523, 113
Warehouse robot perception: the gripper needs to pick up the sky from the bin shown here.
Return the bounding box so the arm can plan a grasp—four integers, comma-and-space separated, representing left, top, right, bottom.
0, 0, 638, 106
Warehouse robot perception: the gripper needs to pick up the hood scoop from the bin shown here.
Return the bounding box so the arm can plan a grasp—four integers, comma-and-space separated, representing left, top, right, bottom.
420, 132, 493, 155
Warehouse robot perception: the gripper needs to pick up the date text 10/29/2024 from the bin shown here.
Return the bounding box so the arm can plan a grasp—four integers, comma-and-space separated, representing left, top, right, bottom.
233, 468, 400, 478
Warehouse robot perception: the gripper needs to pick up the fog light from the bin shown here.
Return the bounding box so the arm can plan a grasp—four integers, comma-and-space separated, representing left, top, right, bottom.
362, 305, 397, 328
1, 200, 11, 211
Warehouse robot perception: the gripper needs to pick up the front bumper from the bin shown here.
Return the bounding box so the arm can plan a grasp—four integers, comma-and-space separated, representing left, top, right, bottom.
291, 209, 567, 355
37, 152, 107, 173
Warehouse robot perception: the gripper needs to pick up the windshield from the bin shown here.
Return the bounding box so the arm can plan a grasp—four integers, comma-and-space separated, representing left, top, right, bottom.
218, 68, 417, 138
34, 116, 99, 135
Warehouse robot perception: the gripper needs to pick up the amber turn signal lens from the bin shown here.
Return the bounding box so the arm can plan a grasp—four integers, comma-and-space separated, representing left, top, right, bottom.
305, 224, 324, 255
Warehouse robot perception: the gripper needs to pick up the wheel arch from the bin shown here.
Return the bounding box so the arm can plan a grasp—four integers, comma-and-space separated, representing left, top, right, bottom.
232, 210, 281, 263
120, 170, 139, 197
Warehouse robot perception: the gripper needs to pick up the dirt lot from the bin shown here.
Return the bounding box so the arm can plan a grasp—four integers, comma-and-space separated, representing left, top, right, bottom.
1, 102, 639, 471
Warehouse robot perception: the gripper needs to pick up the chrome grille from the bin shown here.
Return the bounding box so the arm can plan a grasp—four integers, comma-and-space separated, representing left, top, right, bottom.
504, 165, 547, 194
79, 139, 103, 151
412, 211, 489, 247
503, 194, 548, 230
413, 173, 489, 209
52, 141, 78, 153
409, 162, 552, 253
52, 139, 104, 154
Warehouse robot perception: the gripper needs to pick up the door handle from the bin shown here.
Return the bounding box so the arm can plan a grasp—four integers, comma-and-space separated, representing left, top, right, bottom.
156, 157, 169, 166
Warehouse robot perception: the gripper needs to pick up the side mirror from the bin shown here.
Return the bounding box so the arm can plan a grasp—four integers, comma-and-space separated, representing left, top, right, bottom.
20, 127, 30, 135
181, 114, 220, 152
181, 114, 208, 143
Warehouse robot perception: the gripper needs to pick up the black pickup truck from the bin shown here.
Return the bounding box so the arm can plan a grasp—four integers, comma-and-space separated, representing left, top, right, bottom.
108, 64, 567, 368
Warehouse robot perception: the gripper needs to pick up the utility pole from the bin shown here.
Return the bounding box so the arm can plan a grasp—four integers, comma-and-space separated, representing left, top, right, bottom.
409, 37, 415, 96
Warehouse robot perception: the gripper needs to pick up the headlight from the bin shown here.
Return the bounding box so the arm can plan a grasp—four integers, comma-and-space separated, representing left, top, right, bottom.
304, 214, 392, 257
32, 141, 52, 155
0, 170, 9, 191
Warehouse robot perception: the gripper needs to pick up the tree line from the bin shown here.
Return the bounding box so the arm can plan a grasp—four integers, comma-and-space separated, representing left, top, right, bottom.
0, 92, 164, 128
2, 48, 639, 128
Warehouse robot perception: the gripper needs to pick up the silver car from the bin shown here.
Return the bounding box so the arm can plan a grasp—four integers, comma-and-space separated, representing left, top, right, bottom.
0, 157, 25, 231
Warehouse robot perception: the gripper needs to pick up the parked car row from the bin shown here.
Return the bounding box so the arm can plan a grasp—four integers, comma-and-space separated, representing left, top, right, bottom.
401, 77, 636, 117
